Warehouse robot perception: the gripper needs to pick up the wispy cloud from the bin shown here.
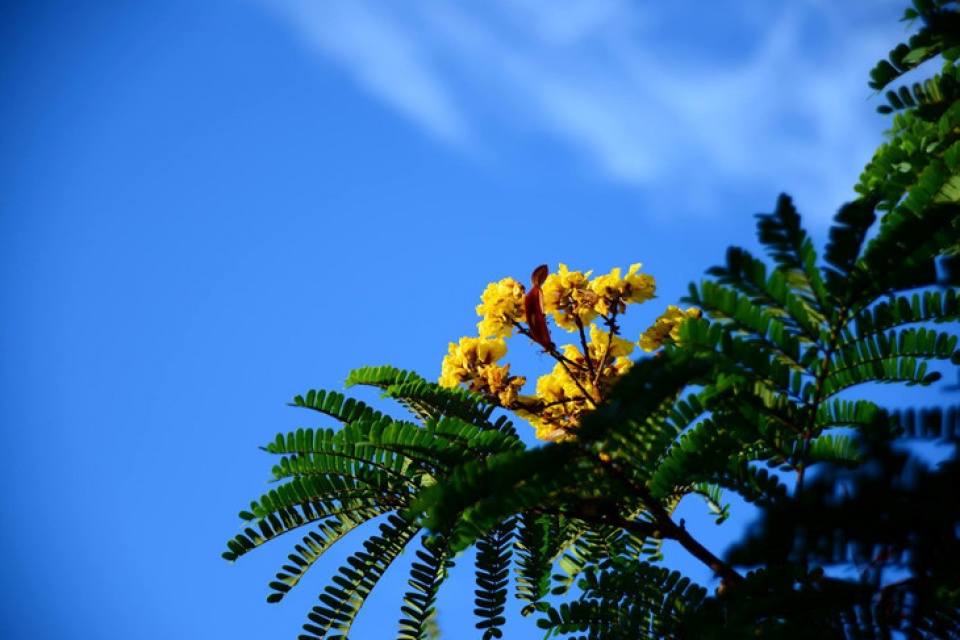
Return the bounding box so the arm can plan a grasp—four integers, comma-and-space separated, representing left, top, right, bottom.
263, 1, 471, 145
256, 0, 907, 220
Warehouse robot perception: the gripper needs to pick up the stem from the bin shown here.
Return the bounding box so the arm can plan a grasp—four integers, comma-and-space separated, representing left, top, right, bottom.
667, 518, 744, 586
590, 308, 621, 390
574, 314, 597, 381
554, 353, 599, 408
598, 455, 745, 586
800, 303, 849, 495
513, 321, 598, 408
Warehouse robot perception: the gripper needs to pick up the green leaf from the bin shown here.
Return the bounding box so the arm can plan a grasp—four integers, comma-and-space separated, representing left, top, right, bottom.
473, 520, 514, 639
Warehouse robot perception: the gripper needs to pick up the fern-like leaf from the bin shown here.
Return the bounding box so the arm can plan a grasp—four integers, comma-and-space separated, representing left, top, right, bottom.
397, 534, 452, 640
266, 513, 371, 603
755, 193, 830, 314
300, 514, 419, 640
538, 562, 707, 640
823, 197, 878, 303
514, 512, 578, 615
474, 519, 515, 639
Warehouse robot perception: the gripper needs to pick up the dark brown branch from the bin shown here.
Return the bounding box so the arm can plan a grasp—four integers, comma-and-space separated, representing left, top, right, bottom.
573, 313, 597, 381
597, 455, 746, 586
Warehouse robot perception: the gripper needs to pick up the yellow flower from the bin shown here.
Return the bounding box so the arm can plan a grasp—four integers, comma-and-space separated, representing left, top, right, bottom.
439, 362, 464, 389
612, 356, 633, 375
475, 337, 508, 363
590, 264, 656, 315
476, 278, 526, 339
521, 360, 602, 440
541, 264, 597, 331
640, 306, 702, 352
482, 362, 526, 407
560, 342, 585, 364
587, 323, 635, 360
441, 262, 664, 442
516, 410, 569, 442
535, 366, 567, 401
439, 336, 527, 409
527, 386, 583, 440
621, 264, 657, 304
439, 337, 508, 388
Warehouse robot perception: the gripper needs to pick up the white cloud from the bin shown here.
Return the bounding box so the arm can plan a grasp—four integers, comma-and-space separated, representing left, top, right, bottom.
262, 0, 470, 145
255, 0, 908, 220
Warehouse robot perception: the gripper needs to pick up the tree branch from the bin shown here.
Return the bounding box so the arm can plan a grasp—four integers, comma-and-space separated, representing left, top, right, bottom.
597, 455, 745, 586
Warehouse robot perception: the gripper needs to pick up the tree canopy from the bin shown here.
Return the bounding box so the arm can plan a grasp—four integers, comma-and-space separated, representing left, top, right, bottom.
224, 2, 960, 638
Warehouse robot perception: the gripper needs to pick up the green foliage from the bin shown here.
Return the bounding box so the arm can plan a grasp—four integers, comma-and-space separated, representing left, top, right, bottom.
225, 2, 960, 637
398, 535, 449, 640
474, 520, 514, 639
223, 366, 534, 639
721, 431, 960, 638
537, 562, 707, 639
861, 2, 960, 256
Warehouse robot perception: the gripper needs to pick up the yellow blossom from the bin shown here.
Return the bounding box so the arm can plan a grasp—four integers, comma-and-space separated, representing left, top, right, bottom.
590, 264, 656, 315
439, 337, 507, 387
536, 366, 569, 401
482, 362, 526, 407
587, 323, 635, 360
520, 359, 603, 439
640, 306, 702, 352
613, 356, 633, 375
439, 336, 528, 409
476, 278, 525, 339
440, 262, 667, 442
516, 410, 569, 442
541, 264, 597, 331
560, 342, 585, 364
530, 366, 586, 440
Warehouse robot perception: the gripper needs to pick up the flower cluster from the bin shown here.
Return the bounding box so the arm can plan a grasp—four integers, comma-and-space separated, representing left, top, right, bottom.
515, 329, 636, 440
639, 305, 703, 352
476, 278, 525, 339
440, 264, 700, 441
539, 263, 655, 331
439, 336, 526, 407
541, 264, 598, 331
588, 263, 656, 315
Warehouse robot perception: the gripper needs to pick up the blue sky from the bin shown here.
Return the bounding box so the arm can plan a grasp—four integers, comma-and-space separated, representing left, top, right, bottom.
0, 1, 922, 638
